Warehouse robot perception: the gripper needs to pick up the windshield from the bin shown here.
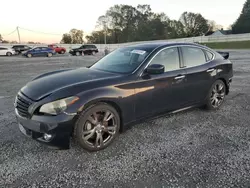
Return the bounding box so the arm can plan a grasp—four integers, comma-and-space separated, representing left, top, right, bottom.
90, 47, 150, 74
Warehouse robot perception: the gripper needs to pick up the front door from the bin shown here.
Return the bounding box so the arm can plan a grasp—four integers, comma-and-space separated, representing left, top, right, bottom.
135, 47, 187, 119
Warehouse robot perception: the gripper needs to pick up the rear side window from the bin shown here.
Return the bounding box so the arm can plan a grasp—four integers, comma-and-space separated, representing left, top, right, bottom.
182, 47, 206, 67
205, 51, 214, 61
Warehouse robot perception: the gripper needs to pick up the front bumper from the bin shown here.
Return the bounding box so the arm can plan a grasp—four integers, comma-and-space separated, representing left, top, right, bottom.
15, 109, 77, 149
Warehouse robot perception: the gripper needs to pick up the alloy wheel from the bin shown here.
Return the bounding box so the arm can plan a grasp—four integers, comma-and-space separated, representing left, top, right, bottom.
210, 82, 225, 108
82, 110, 118, 149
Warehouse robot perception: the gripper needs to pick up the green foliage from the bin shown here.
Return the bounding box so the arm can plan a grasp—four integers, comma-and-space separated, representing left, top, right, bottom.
86, 4, 210, 44
232, 0, 250, 34
179, 12, 209, 37
60, 29, 84, 44
61, 33, 72, 44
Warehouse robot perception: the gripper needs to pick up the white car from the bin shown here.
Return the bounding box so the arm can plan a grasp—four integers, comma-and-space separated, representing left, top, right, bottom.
0, 47, 16, 56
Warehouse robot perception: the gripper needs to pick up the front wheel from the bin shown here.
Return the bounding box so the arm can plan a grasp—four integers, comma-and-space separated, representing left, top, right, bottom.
74, 103, 120, 151
205, 80, 226, 110
47, 53, 53, 57
60, 50, 65, 54
27, 53, 32, 58
76, 52, 80, 56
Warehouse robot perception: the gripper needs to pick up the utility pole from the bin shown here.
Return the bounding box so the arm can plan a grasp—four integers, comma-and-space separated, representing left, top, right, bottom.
17, 26, 21, 43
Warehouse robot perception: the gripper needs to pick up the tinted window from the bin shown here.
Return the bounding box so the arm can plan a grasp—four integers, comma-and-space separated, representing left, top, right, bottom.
206, 51, 214, 61
0, 47, 6, 50
150, 47, 180, 72
80, 45, 86, 49
34, 48, 41, 51
90, 47, 149, 74
182, 47, 206, 67
42, 47, 49, 50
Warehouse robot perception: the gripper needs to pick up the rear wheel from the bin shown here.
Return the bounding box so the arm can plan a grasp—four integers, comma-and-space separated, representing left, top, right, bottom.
205, 80, 226, 110
6, 52, 12, 56
60, 50, 65, 54
74, 103, 120, 151
91, 51, 96, 55
76, 52, 80, 56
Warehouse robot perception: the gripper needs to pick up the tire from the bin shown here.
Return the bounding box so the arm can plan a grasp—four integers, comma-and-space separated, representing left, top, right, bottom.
205, 80, 226, 110
27, 54, 32, 58
74, 103, 120, 151
92, 51, 96, 55
6, 52, 12, 56
60, 50, 65, 54
76, 52, 80, 56
47, 53, 53, 57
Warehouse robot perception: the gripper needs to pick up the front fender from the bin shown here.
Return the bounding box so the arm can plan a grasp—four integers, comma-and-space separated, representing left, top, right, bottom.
67, 86, 136, 126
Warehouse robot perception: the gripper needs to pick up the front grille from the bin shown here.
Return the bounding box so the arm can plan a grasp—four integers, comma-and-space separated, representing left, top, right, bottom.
16, 94, 33, 118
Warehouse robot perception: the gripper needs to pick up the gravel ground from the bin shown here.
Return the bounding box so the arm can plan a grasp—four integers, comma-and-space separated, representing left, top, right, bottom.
0, 51, 250, 188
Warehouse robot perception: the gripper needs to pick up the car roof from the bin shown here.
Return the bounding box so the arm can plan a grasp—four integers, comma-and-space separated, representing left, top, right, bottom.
124, 42, 212, 52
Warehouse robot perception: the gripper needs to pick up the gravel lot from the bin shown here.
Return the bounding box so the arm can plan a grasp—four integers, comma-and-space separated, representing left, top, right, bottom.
0, 51, 250, 188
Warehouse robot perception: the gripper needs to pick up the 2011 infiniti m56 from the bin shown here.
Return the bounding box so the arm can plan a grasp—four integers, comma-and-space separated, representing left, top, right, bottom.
14, 42, 233, 151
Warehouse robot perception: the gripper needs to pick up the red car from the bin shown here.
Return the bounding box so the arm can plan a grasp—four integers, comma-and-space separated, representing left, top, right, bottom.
48, 44, 66, 54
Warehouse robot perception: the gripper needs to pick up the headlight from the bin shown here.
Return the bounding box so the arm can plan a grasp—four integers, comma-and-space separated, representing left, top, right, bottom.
39, 96, 79, 115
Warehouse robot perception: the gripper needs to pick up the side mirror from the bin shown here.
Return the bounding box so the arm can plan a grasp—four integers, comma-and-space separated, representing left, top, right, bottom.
146, 64, 165, 74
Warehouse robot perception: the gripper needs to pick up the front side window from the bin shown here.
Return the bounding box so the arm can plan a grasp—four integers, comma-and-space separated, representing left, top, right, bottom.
182, 47, 206, 67
90, 47, 150, 74
149, 47, 180, 72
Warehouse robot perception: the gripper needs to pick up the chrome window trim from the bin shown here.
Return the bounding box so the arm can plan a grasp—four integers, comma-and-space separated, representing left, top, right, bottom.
139, 44, 216, 77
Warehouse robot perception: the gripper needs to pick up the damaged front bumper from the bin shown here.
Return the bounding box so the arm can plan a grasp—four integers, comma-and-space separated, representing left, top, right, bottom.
15, 109, 77, 149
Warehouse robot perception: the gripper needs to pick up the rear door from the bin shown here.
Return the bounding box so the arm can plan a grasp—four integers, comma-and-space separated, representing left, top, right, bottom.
180, 46, 216, 105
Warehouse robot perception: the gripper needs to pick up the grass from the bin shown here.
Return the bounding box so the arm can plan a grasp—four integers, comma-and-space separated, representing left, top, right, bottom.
201, 41, 250, 49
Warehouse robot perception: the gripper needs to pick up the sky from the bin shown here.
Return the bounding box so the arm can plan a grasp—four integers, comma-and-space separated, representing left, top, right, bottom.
0, 0, 246, 43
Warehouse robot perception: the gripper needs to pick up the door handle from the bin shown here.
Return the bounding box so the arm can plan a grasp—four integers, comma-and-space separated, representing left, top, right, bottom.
207, 68, 215, 73
174, 75, 185, 80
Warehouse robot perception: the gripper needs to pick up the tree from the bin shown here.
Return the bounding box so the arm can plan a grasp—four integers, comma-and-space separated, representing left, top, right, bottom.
208, 20, 223, 32
232, 0, 250, 34
61, 33, 72, 44
0, 34, 2, 42
179, 12, 209, 37
70, 29, 84, 44
86, 5, 212, 43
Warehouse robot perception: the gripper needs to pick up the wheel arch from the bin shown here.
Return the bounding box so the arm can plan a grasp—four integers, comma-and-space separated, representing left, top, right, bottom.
218, 78, 229, 95
77, 99, 124, 132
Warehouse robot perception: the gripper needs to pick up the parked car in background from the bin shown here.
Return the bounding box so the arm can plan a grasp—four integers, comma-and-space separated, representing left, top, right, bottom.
48, 44, 66, 54
12, 45, 32, 54
15, 42, 233, 151
0, 47, 16, 56
69, 44, 98, 56
23, 47, 56, 58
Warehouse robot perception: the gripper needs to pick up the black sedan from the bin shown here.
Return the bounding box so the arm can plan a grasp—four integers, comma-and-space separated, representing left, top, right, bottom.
69, 44, 99, 56
14, 42, 233, 151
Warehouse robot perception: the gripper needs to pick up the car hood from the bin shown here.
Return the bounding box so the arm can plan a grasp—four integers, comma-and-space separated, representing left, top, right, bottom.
21, 68, 119, 101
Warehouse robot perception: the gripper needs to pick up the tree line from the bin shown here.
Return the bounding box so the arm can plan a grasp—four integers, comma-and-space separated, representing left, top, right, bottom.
60, 0, 250, 44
